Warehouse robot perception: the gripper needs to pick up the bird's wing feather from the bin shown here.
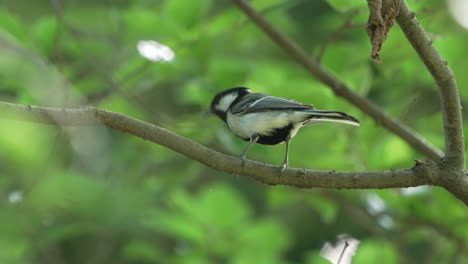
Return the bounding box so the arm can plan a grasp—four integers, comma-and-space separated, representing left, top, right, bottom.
230, 93, 314, 115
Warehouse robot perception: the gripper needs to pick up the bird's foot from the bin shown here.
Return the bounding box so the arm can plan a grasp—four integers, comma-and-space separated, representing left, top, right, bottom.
240, 155, 247, 167
280, 162, 288, 175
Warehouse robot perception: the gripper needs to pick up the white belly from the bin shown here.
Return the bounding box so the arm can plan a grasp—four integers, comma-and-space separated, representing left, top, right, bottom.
226, 111, 308, 139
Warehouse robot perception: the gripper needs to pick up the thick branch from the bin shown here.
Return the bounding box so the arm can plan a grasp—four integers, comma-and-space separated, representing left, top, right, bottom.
229, 0, 443, 161
396, 0, 465, 170
1, 101, 427, 189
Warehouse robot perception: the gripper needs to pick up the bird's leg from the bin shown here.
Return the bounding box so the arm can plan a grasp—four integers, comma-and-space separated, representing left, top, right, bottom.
280, 137, 291, 173
240, 134, 259, 167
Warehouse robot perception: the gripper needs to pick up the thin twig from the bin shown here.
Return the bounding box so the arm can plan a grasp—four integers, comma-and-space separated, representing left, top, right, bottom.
337, 240, 349, 264
229, 0, 443, 161
405, 218, 468, 260
317, 10, 362, 63
50, 0, 65, 66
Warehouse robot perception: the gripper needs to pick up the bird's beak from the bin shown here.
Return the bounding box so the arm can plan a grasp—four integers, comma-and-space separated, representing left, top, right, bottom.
203, 108, 213, 119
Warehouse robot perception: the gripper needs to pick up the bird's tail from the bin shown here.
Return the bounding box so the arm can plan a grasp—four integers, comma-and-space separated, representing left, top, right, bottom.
303, 110, 360, 126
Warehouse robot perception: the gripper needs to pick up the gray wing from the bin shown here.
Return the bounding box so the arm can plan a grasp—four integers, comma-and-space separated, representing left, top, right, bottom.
230, 93, 314, 115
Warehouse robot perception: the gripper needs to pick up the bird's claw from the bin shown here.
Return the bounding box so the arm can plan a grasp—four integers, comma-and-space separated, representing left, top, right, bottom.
240, 155, 247, 167
280, 162, 288, 174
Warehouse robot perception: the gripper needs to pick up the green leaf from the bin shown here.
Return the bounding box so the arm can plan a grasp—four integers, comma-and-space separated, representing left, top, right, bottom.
196, 185, 251, 230
0, 8, 28, 41
147, 211, 206, 244
0, 120, 53, 170
267, 188, 299, 209
239, 219, 291, 251
124, 8, 185, 42
307, 195, 339, 224
354, 239, 398, 264
305, 250, 333, 264
0, 238, 28, 263
326, 0, 367, 12
233, 220, 291, 264
383, 137, 413, 166
321, 43, 372, 94
163, 0, 212, 29
31, 16, 57, 57
123, 239, 164, 262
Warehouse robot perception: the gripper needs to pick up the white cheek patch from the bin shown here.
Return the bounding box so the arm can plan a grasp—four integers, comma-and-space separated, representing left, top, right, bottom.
216, 93, 238, 112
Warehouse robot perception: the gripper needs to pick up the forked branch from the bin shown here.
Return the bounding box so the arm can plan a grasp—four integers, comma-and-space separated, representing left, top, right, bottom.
228, 0, 467, 205
229, 0, 443, 161
396, 0, 465, 170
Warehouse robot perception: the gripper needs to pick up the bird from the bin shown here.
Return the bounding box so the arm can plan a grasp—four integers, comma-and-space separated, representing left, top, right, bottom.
207, 87, 360, 171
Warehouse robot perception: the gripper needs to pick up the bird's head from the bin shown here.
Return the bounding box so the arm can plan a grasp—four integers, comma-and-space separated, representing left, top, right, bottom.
207, 87, 251, 121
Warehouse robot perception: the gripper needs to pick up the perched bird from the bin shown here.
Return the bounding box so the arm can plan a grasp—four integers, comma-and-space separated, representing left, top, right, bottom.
208, 87, 360, 171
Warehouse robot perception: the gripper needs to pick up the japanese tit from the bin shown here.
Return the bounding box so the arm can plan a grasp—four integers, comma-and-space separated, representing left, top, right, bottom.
208, 87, 360, 171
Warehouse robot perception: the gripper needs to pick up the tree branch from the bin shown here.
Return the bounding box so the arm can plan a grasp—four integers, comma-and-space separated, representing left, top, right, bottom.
229, 0, 443, 161
3, 101, 468, 205
1, 101, 428, 189
396, 0, 465, 170
316, 10, 362, 63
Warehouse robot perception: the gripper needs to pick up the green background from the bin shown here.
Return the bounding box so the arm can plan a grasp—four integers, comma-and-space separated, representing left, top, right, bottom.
0, 0, 467, 263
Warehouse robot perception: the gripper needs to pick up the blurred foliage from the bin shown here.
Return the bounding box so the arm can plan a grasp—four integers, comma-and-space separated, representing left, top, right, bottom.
0, 0, 467, 263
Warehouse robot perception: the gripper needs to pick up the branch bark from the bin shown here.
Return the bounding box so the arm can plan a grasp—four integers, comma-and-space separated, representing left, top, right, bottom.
1, 101, 467, 205
1, 101, 427, 188
395, 0, 467, 204
396, 0, 465, 170
229, 0, 443, 161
